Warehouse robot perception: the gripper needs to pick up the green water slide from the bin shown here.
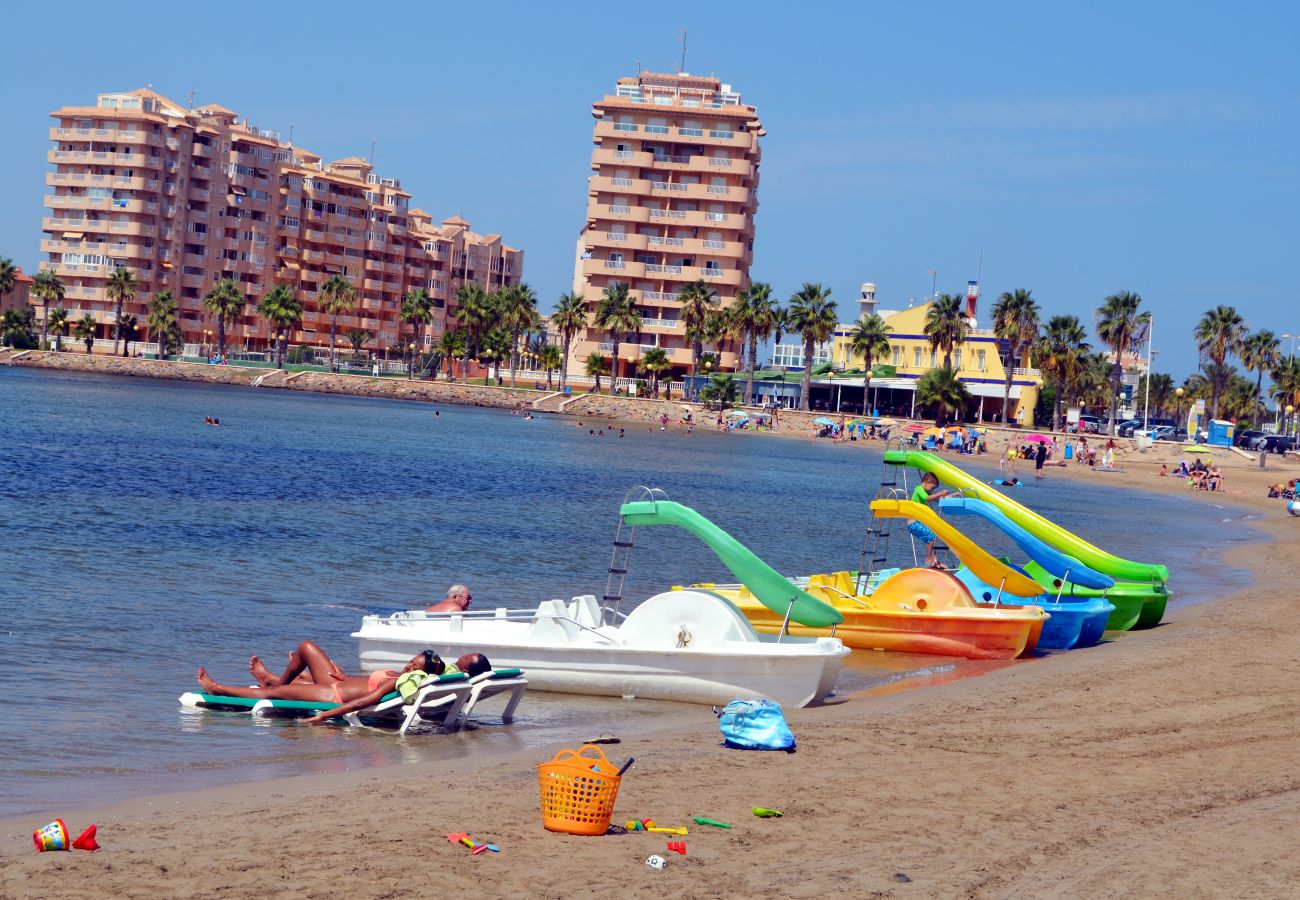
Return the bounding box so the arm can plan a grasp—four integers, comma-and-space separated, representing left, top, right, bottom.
883, 450, 1169, 584
619, 499, 844, 628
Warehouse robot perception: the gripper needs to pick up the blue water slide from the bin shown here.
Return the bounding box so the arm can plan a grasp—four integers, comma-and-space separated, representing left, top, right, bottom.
938, 496, 1115, 591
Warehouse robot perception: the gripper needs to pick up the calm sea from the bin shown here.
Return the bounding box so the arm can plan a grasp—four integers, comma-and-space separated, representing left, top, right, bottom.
0, 366, 1255, 818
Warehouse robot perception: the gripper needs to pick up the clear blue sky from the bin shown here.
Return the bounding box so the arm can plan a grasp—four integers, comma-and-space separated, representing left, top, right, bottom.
2, 1, 1297, 379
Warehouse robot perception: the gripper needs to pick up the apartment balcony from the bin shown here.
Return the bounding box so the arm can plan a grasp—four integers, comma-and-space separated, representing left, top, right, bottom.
590, 147, 655, 169
695, 266, 742, 287
598, 204, 651, 225
669, 126, 741, 149
639, 317, 681, 330
596, 231, 648, 252
579, 258, 646, 281
593, 120, 649, 142
589, 175, 654, 197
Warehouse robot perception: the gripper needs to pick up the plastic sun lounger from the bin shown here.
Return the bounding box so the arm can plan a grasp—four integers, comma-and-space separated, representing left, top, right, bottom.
179, 672, 475, 736
451, 668, 528, 728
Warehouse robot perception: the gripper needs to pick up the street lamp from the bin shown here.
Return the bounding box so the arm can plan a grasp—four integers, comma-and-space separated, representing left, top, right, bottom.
1284, 333, 1299, 362
1175, 386, 1185, 430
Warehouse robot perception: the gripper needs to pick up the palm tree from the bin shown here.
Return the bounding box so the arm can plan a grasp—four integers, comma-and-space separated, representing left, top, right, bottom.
733, 282, 776, 405
639, 346, 671, 397
46, 306, 69, 352
257, 283, 303, 369
202, 278, 247, 359
990, 288, 1041, 424
436, 329, 463, 379
848, 312, 893, 413
1137, 372, 1174, 418
0, 258, 16, 309
1194, 305, 1247, 419
74, 313, 97, 354
119, 313, 139, 356
700, 373, 738, 405
915, 367, 971, 426
346, 328, 371, 361
453, 283, 492, 383
535, 343, 562, 389
552, 291, 588, 391
1032, 315, 1090, 431
584, 351, 610, 393
786, 282, 838, 411
1095, 291, 1149, 436
147, 290, 184, 358
497, 283, 540, 387
923, 293, 969, 370
319, 274, 358, 372
400, 288, 434, 377
31, 268, 65, 350
106, 267, 138, 357
1271, 358, 1300, 434
1240, 330, 1281, 421
594, 282, 642, 390
678, 279, 719, 375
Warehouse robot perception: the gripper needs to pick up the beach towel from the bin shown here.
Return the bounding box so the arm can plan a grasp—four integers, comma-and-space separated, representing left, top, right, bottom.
716, 699, 796, 751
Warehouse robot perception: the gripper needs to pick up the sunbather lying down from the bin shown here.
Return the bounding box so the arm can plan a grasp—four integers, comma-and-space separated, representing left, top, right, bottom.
195, 639, 492, 725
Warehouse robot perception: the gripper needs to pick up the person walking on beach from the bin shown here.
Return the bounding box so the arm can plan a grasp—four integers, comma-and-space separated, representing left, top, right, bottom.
908, 472, 952, 569
1034, 441, 1048, 479
427, 584, 473, 613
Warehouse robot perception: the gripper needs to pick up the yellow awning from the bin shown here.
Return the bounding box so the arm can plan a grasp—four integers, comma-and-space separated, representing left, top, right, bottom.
62, 231, 85, 239
161, 260, 174, 269
282, 260, 300, 270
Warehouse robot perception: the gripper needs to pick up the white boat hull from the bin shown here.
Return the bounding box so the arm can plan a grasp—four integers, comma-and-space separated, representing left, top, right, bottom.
352, 591, 848, 708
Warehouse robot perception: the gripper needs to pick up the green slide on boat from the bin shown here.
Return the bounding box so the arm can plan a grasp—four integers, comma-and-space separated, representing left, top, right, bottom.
619, 499, 845, 628
883, 450, 1169, 584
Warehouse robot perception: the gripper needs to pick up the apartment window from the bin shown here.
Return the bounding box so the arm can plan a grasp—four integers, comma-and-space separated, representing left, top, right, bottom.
954, 349, 962, 370
977, 349, 987, 372
930, 349, 937, 368
613, 116, 637, 133
680, 120, 704, 137
646, 118, 669, 135
914, 347, 923, 368
709, 127, 735, 139
893, 347, 902, 368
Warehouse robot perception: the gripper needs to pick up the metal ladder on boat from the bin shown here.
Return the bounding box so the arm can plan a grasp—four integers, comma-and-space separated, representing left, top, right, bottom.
600, 486, 669, 623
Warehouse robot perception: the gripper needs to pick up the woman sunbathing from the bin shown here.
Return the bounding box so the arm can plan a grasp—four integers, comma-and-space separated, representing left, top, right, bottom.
196, 640, 490, 725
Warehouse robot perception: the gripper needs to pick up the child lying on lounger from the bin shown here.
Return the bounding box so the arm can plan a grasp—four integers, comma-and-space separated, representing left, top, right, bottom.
196, 639, 491, 725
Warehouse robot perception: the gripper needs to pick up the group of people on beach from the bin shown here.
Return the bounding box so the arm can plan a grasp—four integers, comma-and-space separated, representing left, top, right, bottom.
196, 584, 493, 726
1166, 459, 1224, 491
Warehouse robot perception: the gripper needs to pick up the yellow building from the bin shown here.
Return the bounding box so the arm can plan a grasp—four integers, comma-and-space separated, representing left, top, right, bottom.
820, 302, 1043, 420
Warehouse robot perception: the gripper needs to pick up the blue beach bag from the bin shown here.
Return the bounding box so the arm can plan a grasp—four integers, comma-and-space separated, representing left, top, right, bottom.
716, 699, 796, 752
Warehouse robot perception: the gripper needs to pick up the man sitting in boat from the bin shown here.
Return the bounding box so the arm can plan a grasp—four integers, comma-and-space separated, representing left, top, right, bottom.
427, 584, 473, 613
194, 639, 488, 725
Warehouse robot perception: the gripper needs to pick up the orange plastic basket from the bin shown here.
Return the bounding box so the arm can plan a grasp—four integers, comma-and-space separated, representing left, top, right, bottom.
538, 744, 622, 835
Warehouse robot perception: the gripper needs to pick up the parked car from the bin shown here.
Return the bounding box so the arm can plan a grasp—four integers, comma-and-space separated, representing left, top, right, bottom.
1117, 419, 1144, 437
1073, 415, 1104, 434
1235, 429, 1269, 450
1262, 434, 1297, 455
1146, 425, 1178, 441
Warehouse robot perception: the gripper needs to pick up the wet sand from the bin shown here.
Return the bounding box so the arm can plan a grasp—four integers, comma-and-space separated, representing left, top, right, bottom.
3, 454, 1297, 897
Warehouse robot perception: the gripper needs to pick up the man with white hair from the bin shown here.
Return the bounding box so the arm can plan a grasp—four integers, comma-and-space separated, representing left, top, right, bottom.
426, 584, 472, 613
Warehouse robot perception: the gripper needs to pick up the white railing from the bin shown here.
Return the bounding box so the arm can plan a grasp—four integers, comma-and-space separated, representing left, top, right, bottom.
702, 269, 723, 278
607, 204, 630, 214
613, 150, 634, 159
709, 158, 732, 167
641, 318, 679, 328
645, 264, 682, 274
642, 291, 682, 302
679, 128, 704, 137
644, 125, 669, 134
703, 240, 725, 249
604, 260, 625, 269
605, 232, 627, 241
649, 210, 686, 219
709, 131, 734, 140
1014, 367, 1042, 378
651, 181, 669, 190
648, 236, 684, 246
655, 154, 691, 164
705, 212, 727, 221
707, 185, 728, 194
611, 177, 632, 186
613, 123, 637, 132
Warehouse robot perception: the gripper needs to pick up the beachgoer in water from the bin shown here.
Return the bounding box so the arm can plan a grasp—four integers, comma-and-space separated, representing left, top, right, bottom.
1160, 464, 1168, 477
204, 416, 213, 425
1034, 442, 1048, 479
212, 418, 220, 426
908, 472, 952, 569
427, 584, 472, 613
195, 640, 451, 725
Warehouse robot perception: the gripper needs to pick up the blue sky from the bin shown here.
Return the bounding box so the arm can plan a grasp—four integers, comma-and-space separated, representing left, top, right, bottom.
2, 1, 1297, 378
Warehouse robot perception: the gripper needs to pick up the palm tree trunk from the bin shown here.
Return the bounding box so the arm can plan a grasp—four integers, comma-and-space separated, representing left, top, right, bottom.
1109, 356, 1122, 436
1052, 377, 1063, 433
746, 334, 757, 406
801, 336, 814, 411
560, 334, 571, 391
1001, 349, 1014, 423
217, 318, 226, 359
330, 317, 339, 372
113, 302, 123, 356
41, 300, 49, 350
610, 341, 620, 395
510, 326, 520, 387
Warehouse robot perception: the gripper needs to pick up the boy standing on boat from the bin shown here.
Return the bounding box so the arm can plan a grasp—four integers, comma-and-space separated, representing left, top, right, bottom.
908, 472, 953, 569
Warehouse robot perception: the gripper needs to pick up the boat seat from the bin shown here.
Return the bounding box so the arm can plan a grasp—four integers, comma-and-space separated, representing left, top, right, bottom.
567, 594, 604, 628
529, 599, 582, 642
618, 590, 758, 649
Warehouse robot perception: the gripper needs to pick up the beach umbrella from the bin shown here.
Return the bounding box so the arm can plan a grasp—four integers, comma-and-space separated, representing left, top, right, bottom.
725, 409, 749, 418
876, 418, 899, 427
904, 424, 927, 433
1024, 434, 1053, 443
1184, 445, 1213, 454
752, 411, 772, 419
921, 426, 945, 438
812, 416, 836, 426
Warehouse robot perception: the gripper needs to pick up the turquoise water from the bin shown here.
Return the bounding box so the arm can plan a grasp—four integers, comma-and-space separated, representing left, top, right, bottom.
0, 366, 1255, 817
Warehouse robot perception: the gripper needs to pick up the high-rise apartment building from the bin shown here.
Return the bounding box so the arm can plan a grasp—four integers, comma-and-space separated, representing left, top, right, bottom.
572, 71, 763, 378
42, 89, 522, 355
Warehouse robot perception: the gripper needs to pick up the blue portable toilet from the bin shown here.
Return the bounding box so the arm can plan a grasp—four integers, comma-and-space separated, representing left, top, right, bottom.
1206, 419, 1235, 447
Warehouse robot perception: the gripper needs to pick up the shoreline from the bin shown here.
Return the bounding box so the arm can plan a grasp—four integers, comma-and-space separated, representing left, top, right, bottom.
3, 482, 1297, 896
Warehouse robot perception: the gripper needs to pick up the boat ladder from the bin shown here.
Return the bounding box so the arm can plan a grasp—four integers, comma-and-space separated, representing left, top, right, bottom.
601, 485, 670, 623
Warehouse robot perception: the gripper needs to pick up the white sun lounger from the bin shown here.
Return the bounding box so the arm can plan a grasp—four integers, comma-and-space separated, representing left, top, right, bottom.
451, 668, 528, 728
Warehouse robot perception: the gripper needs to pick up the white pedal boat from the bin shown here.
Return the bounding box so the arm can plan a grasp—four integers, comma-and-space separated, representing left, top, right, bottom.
353, 590, 848, 708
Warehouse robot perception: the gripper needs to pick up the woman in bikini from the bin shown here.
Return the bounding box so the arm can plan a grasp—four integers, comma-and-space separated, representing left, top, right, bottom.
196, 640, 455, 725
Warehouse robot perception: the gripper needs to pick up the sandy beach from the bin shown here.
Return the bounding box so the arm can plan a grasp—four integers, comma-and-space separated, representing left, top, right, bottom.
2, 435, 1297, 898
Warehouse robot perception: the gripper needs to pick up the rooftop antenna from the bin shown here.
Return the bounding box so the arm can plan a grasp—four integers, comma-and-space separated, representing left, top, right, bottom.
927, 268, 938, 298
369, 139, 376, 164
187, 88, 196, 110
288, 124, 294, 147
678, 29, 687, 73
976, 249, 983, 285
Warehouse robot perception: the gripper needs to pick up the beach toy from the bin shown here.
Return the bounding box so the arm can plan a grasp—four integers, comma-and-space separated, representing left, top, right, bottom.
72, 825, 100, 852
693, 817, 732, 829
447, 832, 498, 854
645, 854, 667, 870
625, 818, 655, 832
752, 807, 783, 818
538, 745, 622, 835
33, 819, 70, 852
646, 825, 688, 835
666, 841, 687, 855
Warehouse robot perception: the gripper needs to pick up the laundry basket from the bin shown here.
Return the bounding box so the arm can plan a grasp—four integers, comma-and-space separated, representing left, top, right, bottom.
537, 744, 622, 835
